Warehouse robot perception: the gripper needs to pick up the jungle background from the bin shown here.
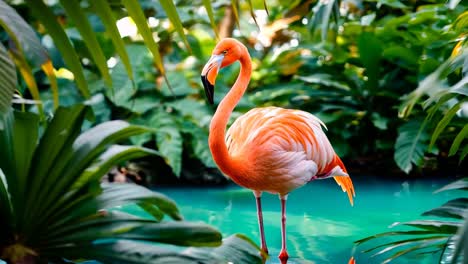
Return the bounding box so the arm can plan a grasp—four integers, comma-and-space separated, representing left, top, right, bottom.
0, 0, 467, 263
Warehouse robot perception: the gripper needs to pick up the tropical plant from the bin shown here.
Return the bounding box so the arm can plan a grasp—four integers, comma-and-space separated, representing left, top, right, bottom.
355, 177, 467, 264
0, 104, 262, 263
246, 0, 467, 174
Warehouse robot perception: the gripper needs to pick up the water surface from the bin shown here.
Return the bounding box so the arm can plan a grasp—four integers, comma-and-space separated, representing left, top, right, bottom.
154, 177, 463, 264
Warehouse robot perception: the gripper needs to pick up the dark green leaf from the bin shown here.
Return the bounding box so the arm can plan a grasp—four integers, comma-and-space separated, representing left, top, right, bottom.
435, 178, 468, 193
0, 42, 15, 115
151, 109, 183, 176
0, 0, 48, 67
394, 119, 430, 173
71, 145, 159, 192
403, 220, 461, 233
355, 230, 442, 245
358, 32, 382, 91
422, 198, 468, 219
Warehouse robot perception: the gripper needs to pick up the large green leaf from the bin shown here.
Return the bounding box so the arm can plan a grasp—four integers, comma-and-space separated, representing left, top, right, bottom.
399, 50, 467, 118
394, 119, 430, 173
36, 121, 149, 220
25, 0, 90, 98
0, 0, 47, 111
60, 0, 112, 87
0, 110, 39, 231
450, 217, 468, 264
45, 234, 261, 264
23, 105, 89, 231
0, 0, 48, 67
0, 42, 15, 116
43, 210, 220, 247
181, 234, 263, 263
151, 109, 183, 176
71, 145, 159, 191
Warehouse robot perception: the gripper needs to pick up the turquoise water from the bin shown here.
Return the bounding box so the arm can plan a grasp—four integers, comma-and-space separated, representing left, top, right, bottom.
153, 177, 463, 264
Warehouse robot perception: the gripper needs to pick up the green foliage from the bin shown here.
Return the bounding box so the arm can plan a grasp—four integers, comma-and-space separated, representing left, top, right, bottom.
394, 119, 431, 173
0, 42, 15, 116
356, 178, 468, 264
0, 105, 262, 263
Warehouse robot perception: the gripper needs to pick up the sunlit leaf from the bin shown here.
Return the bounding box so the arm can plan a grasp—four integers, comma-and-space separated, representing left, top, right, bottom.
160, 0, 191, 51
201, 0, 219, 39
449, 123, 468, 157
122, 0, 164, 75
60, 0, 112, 87
40, 60, 59, 109
231, 0, 241, 29
92, 0, 134, 82
429, 100, 465, 150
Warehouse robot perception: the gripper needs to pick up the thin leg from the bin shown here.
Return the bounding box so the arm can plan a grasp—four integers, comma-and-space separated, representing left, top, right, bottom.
279, 194, 289, 264
254, 191, 268, 254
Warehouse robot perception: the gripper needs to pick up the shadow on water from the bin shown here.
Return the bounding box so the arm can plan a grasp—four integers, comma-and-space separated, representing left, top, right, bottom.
150, 176, 460, 264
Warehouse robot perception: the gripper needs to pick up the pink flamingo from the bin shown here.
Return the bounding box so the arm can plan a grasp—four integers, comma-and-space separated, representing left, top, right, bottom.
201, 38, 355, 263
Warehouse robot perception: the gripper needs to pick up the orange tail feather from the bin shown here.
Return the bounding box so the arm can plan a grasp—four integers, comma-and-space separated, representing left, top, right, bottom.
332, 155, 355, 206
334, 175, 355, 206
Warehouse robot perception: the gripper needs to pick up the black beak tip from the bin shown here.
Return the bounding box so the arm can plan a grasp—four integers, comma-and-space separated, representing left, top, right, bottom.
201, 75, 214, 105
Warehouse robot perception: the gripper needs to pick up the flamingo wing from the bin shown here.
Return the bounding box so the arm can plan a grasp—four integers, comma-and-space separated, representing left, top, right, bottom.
226, 107, 355, 204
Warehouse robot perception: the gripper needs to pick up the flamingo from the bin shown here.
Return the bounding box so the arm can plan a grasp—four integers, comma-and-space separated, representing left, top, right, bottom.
201, 38, 355, 263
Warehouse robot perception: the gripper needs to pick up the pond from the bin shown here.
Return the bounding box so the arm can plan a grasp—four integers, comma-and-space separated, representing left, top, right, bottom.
148, 176, 462, 264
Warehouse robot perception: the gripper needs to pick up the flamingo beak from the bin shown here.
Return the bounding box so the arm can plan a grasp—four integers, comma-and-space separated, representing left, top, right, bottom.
201, 54, 224, 104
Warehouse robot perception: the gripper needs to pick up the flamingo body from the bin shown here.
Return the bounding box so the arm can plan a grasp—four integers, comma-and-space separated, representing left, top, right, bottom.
201, 38, 355, 263
225, 106, 353, 199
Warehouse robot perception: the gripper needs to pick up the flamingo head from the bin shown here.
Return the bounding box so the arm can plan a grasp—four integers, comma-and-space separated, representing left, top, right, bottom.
201, 38, 245, 104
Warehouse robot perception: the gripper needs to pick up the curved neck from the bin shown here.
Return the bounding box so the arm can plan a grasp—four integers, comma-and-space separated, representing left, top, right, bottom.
209, 53, 251, 176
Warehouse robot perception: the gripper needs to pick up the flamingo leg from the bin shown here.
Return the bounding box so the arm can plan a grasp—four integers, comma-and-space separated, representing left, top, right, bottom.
279, 194, 289, 264
254, 191, 268, 254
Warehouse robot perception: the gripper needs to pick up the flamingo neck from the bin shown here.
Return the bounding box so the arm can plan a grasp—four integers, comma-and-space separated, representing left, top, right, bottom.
209, 53, 251, 176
